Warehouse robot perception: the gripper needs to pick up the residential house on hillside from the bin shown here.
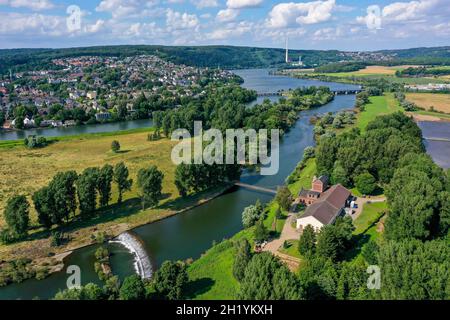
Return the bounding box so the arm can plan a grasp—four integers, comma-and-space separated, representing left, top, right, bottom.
294, 176, 352, 232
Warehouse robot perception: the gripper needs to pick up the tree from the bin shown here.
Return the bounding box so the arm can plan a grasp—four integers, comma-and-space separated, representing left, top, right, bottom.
152, 261, 188, 300
241, 204, 261, 228
378, 239, 449, 299
3, 195, 30, 239
254, 220, 269, 243
137, 165, 164, 209
355, 172, 376, 195
233, 238, 252, 281
77, 168, 99, 215
238, 252, 302, 300
385, 165, 443, 240
111, 140, 121, 153
331, 161, 349, 186
362, 239, 379, 265
114, 162, 133, 204
103, 275, 121, 300
49, 171, 78, 223
275, 186, 292, 212
316, 225, 339, 261
0, 110, 5, 127
119, 275, 146, 300
97, 164, 114, 207
298, 225, 316, 256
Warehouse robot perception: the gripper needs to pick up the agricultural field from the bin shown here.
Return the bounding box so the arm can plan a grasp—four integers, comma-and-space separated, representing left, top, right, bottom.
406, 92, 450, 114
293, 65, 450, 84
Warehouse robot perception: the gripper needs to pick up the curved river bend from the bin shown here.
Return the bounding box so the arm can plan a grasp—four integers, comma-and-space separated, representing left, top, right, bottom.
0, 69, 357, 300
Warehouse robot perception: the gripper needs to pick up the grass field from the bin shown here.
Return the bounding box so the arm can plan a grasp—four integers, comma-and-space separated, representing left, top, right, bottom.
406, 92, 450, 114
186, 228, 254, 300
355, 93, 403, 132
278, 239, 302, 259
346, 201, 387, 262
288, 158, 316, 195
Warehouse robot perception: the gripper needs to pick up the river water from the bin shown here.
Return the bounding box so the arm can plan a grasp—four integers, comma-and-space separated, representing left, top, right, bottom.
417, 121, 450, 169
0, 69, 357, 300
0, 119, 154, 141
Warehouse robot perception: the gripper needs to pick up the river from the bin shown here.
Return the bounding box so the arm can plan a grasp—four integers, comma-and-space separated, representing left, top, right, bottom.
0, 119, 154, 141
0, 69, 357, 300
417, 121, 450, 169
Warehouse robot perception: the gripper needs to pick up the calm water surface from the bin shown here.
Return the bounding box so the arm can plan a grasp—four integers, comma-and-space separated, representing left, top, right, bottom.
418, 121, 450, 169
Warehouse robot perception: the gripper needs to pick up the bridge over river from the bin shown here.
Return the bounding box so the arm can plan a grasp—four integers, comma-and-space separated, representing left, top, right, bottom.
234, 182, 277, 195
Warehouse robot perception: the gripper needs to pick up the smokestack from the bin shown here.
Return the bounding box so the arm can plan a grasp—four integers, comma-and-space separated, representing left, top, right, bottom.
285, 37, 289, 63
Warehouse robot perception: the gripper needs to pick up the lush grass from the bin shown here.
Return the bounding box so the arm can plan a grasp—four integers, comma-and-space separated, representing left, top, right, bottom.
288, 158, 317, 195
356, 93, 403, 132
353, 202, 387, 236
345, 201, 387, 262
186, 228, 254, 300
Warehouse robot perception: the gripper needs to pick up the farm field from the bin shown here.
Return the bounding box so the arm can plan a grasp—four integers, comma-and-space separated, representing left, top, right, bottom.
406, 92, 450, 114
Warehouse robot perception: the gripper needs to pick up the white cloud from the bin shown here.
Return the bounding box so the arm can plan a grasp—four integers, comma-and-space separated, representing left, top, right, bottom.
357, 0, 448, 26
96, 0, 160, 19
1, 0, 55, 11
226, 0, 263, 9
382, 0, 436, 21
207, 21, 253, 40
84, 20, 106, 33
191, 0, 218, 9
166, 9, 199, 30
267, 0, 336, 28
0, 12, 63, 36
217, 8, 239, 22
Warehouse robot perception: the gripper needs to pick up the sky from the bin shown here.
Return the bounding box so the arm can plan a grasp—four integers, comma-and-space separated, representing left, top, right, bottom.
0, 0, 449, 51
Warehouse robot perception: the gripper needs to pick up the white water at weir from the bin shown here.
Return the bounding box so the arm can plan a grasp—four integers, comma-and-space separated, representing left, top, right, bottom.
110, 232, 153, 279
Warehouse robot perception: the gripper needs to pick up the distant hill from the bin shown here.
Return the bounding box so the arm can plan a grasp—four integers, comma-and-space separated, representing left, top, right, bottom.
1, 45, 450, 74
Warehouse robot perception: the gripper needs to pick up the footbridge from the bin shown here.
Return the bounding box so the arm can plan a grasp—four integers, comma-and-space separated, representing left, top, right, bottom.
234, 182, 277, 195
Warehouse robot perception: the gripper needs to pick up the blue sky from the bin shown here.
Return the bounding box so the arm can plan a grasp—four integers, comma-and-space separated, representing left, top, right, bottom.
0, 0, 449, 50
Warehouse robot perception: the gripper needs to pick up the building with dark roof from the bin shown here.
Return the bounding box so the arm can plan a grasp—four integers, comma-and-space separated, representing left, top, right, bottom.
296, 184, 351, 232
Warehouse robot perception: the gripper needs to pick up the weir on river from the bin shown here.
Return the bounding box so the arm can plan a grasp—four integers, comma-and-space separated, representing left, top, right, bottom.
110, 232, 153, 279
